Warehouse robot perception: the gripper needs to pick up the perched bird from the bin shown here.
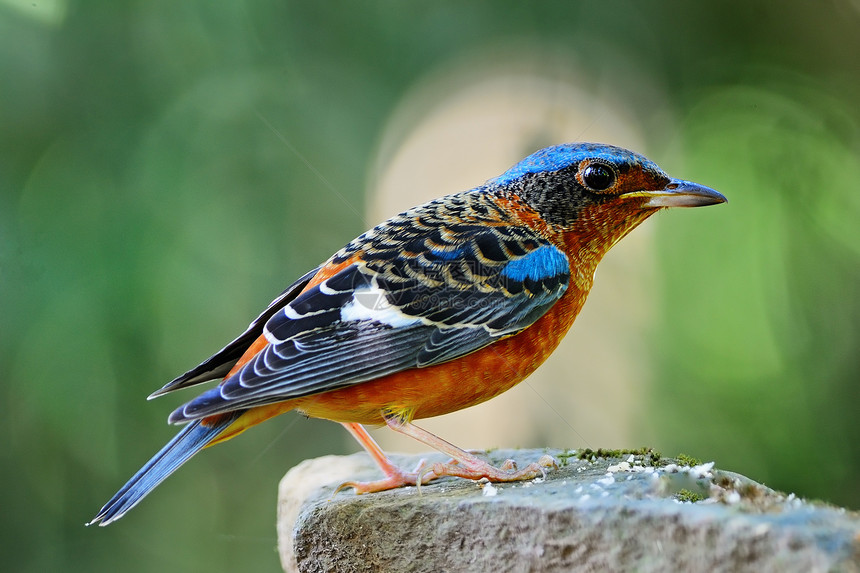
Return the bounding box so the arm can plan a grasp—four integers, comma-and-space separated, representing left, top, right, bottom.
89, 142, 726, 526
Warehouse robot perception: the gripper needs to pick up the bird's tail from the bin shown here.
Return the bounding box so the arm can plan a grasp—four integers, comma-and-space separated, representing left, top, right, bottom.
87, 411, 242, 526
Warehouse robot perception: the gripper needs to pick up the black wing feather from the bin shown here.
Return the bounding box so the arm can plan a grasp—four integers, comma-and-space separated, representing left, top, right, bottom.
168, 193, 570, 423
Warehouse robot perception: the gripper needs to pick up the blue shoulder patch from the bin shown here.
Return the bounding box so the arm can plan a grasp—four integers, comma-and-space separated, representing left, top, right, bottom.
501, 245, 569, 282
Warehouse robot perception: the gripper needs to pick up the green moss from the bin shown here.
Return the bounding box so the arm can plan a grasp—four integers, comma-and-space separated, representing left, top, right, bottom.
556, 449, 578, 467
676, 489, 705, 503
576, 447, 662, 465
677, 453, 703, 467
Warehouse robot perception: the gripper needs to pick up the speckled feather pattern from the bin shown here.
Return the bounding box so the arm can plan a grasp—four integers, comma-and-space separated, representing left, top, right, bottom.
337, 191, 566, 291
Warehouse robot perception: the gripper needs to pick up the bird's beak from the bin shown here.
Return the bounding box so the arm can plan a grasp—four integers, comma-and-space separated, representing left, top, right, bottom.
631, 179, 727, 208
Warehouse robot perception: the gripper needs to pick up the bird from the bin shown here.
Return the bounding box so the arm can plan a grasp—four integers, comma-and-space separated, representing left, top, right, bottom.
88, 142, 726, 526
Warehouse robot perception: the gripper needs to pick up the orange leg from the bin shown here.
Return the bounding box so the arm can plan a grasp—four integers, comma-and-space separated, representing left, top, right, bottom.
338, 422, 429, 493
338, 414, 557, 494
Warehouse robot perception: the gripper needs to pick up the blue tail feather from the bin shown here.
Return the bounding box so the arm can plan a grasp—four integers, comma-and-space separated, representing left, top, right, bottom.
88, 412, 241, 526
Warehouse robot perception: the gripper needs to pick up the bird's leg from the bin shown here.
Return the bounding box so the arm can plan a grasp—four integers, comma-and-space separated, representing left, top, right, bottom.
337, 422, 429, 494
337, 414, 557, 495
382, 411, 557, 485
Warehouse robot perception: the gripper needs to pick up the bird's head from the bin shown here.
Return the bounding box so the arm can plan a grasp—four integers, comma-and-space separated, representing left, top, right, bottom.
491, 142, 726, 250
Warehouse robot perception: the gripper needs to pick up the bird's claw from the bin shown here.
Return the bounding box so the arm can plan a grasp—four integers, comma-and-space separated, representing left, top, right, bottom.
538, 454, 559, 470
500, 459, 518, 471
335, 458, 431, 494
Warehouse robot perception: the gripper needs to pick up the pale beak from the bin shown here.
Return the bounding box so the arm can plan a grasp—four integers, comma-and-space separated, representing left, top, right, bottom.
637, 179, 727, 208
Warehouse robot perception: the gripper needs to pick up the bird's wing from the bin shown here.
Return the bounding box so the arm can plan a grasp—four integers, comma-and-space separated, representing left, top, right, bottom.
169, 221, 569, 423
148, 267, 320, 398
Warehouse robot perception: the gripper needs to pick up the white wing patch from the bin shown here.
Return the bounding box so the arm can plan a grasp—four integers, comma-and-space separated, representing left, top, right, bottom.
340, 279, 423, 328
263, 327, 281, 345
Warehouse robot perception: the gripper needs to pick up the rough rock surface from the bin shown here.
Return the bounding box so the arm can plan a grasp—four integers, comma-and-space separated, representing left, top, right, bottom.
277, 448, 860, 572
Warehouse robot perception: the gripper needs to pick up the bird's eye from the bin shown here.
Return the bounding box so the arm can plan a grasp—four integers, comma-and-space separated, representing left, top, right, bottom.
581, 163, 616, 191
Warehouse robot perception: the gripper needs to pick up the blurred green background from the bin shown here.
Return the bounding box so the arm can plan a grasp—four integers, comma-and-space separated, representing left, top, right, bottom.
2, 1, 859, 571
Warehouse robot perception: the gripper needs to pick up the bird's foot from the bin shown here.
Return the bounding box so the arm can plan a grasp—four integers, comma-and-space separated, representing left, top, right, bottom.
337, 421, 559, 494
420, 453, 558, 483
336, 458, 431, 494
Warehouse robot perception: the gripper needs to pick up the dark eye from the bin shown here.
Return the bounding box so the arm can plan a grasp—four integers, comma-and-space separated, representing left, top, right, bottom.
582, 163, 616, 191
